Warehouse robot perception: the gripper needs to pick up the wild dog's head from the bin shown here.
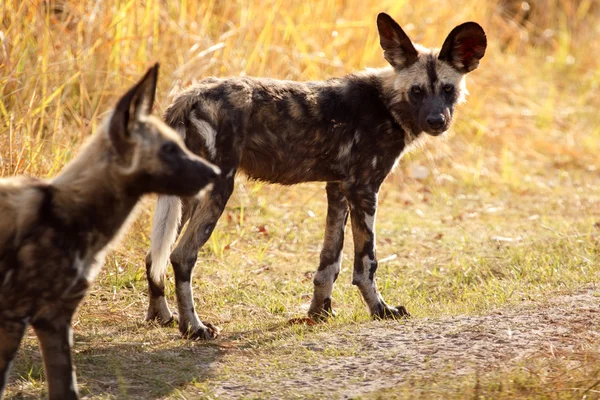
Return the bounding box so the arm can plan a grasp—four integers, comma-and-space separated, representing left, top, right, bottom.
107, 64, 220, 196
377, 13, 486, 136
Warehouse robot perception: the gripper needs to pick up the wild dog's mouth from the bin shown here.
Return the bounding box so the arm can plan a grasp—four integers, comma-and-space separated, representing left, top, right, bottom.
160, 158, 220, 197
424, 126, 448, 136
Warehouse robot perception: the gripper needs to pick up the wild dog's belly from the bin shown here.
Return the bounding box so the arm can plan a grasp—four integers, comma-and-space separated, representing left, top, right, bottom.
238, 120, 351, 185
239, 140, 346, 185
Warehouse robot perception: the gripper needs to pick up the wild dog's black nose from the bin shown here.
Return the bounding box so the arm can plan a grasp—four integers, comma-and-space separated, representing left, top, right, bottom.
426, 114, 446, 130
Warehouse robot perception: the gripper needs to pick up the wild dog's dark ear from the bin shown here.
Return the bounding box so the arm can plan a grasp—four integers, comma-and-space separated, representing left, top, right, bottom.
438, 22, 486, 74
377, 13, 418, 69
109, 63, 159, 155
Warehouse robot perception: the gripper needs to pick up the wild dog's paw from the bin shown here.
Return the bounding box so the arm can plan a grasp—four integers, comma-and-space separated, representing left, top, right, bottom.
145, 310, 175, 325
156, 314, 178, 327
373, 304, 411, 320
158, 312, 179, 327
182, 322, 220, 340
307, 298, 337, 321
145, 307, 177, 327
307, 309, 334, 322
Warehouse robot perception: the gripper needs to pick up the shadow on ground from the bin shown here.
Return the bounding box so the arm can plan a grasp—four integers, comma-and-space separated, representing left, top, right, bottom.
5, 330, 222, 399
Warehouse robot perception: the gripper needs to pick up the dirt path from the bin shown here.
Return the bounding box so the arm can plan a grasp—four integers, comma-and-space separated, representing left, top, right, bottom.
211, 287, 600, 399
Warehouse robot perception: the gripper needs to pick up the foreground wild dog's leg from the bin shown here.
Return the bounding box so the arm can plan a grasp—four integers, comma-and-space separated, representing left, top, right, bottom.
170, 175, 235, 339
308, 182, 349, 319
145, 196, 198, 325
0, 319, 27, 398
32, 319, 78, 400
347, 185, 410, 319
31, 289, 85, 400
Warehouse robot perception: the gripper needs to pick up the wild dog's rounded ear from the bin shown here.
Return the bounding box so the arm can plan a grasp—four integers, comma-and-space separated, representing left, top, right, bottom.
109, 63, 160, 155
377, 13, 418, 69
438, 22, 486, 74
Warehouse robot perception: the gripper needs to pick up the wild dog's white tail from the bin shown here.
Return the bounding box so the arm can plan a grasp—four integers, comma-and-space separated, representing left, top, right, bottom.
149, 195, 182, 283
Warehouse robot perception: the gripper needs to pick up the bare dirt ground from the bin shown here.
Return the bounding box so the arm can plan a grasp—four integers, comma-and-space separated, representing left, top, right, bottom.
209, 287, 600, 399
6, 287, 599, 399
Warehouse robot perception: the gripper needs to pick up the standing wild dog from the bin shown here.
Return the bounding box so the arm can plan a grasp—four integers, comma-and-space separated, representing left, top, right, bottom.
145, 13, 486, 339
0, 64, 219, 400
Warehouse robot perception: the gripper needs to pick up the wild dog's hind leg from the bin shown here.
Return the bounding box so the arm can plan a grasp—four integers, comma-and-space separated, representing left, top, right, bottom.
170, 176, 234, 339
347, 185, 410, 319
145, 196, 198, 325
308, 182, 349, 319
0, 319, 27, 398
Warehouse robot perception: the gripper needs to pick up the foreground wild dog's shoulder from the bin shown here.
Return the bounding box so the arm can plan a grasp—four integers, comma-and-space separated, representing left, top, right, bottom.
0, 177, 48, 285
0, 175, 44, 193
0, 176, 48, 254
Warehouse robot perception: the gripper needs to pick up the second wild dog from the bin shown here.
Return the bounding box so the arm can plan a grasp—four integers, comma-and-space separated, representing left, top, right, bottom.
144, 13, 487, 339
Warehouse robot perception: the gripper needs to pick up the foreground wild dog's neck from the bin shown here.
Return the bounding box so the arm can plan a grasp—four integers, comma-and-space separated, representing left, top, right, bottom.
49, 127, 141, 246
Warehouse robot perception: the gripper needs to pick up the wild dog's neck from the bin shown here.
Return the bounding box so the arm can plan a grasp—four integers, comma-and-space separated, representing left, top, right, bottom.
50, 131, 141, 240
370, 67, 422, 142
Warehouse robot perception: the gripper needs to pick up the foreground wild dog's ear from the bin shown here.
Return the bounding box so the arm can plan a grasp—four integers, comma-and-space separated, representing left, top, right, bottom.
377, 13, 418, 69
438, 22, 486, 73
109, 63, 160, 155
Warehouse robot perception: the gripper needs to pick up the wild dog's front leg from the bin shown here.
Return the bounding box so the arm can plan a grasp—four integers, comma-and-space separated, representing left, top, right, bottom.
170, 177, 234, 340
32, 321, 78, 400
32, 314, 80, 399
308, 182, 349, 319
0, 318, 27, 398
31, 283, 88, 400
347, 186, 410, 319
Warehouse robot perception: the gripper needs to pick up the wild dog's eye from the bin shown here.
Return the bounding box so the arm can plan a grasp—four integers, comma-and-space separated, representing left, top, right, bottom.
443, 84, 455, 93
161, 142, 178, 155
411, 86, 422, 95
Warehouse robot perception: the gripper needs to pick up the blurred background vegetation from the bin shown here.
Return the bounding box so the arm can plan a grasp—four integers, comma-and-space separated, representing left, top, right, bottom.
2, 1, 600, 397
1, 0, 598, 179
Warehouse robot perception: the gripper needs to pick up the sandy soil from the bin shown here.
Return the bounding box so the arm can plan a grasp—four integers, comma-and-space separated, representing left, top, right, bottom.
211, 287, 600, 399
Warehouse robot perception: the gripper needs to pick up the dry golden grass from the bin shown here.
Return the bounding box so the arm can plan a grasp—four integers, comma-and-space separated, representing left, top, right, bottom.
2, 0, 600, 398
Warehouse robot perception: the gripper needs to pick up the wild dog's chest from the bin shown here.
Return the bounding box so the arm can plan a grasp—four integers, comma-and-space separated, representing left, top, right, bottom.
0, 225, 105, 310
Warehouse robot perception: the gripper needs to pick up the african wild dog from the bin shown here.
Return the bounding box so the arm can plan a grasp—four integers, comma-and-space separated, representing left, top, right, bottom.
144, 13, 486, 339
0, 65, 219, 400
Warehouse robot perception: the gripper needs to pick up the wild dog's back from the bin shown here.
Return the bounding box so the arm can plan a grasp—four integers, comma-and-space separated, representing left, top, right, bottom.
164, 74, 404, 185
